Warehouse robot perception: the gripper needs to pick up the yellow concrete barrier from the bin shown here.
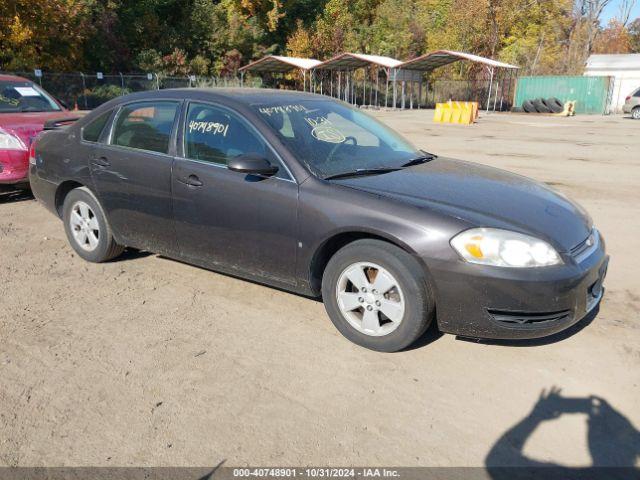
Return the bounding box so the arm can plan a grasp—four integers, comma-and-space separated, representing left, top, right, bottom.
434, 101, 479, 125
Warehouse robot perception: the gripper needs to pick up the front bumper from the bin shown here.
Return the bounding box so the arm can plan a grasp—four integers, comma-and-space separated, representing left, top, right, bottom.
0, 149, 29, 185
430, 237, 609, 340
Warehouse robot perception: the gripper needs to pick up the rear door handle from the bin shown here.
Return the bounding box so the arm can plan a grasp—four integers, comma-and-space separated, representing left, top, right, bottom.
186, 174, 203, 187
92, 156, 110, 168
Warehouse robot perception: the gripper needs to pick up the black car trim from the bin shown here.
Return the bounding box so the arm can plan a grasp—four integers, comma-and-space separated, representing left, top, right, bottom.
80, 108, 117, 145
487, 308, 572, 327
105, 99, 182, 157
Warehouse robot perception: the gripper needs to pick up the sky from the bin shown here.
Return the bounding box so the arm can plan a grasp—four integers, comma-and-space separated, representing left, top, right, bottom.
601, 0, 640, 23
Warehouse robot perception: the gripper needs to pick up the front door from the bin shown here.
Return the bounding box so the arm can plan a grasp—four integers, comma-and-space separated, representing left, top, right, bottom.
172, 102, 298, 286
89, 100, 180, 253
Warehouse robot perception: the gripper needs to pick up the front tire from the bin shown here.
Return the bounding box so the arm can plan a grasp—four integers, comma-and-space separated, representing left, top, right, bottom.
62, 186, 124, 263
632, 107, 640, 120
321, 239, 434, 352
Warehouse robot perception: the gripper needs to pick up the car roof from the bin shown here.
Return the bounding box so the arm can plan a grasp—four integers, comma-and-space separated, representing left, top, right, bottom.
110, 87, 328, 107
0, 74, 31, 83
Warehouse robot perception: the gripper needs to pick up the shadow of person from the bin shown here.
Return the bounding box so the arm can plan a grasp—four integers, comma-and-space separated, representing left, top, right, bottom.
485, 387, 640, 480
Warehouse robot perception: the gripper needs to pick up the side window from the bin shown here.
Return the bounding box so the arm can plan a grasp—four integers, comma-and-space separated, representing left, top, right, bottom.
81, 109, 112, 143
634, 89, 640, 98
184, 102, 290, 179
111, 101, 179, 154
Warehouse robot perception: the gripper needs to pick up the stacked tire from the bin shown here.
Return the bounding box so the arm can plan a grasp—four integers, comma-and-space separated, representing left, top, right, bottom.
521, 97, 564, 114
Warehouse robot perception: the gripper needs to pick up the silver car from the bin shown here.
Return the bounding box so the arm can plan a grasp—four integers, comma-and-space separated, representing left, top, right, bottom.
623, 87, 640, 119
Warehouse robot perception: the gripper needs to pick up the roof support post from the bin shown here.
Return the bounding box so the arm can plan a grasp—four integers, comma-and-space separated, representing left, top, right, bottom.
392, 69, 397, 109
385, 69, 390, 108
363, 68, 366, 107
401, 80, 406, 109
330, 70, 333, 98
375, 67, 379, 107
409, 81, 413, 109
486, 66, 494, 112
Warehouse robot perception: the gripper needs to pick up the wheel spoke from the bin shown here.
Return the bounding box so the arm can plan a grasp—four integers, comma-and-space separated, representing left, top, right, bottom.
345, 265, 369, 291
87, 231, 99, 249
77, 231, 88, 246
71, 210, 83, 227
379, 299, 404, 323
338, 292, 361, 312
372, 270, 396, 295
79, 203, 90, 219
361, 309, 380, 333
88, 216, 99, 230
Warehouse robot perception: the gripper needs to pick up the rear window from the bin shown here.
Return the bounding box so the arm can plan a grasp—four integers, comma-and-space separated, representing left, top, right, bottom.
634, 89, 640, 98
111, 102, 179, 154
0, 80, 62, 113
82, 110, 112, 143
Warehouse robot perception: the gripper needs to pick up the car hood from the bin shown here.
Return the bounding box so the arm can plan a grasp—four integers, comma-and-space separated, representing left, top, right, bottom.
0, 111, 68, 145
332, 157, 592, 252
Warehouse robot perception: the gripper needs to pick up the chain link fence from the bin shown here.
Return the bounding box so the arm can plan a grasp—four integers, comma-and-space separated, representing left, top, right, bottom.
2, 71, 515, 111
427, 78, 516, 111
1, 72, 252, 110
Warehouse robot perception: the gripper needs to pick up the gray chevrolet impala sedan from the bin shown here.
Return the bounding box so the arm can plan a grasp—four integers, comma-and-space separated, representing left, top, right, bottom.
29, 89, 608, 351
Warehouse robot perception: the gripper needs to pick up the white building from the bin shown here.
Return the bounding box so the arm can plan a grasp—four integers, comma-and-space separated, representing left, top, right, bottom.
585, 54, 640, 113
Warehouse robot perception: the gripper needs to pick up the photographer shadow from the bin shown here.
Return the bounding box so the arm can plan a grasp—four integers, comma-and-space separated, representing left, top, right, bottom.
485, 387, 640, 480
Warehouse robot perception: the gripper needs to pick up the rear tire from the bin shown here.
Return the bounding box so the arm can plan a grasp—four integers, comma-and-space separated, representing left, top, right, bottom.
321, 239, 434, 352
62, 186, 124, 263
632, 107, 640, 120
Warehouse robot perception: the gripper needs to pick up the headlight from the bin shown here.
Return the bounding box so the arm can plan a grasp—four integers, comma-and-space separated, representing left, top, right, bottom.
0, 130, 27, 150
450, 228, 562, 267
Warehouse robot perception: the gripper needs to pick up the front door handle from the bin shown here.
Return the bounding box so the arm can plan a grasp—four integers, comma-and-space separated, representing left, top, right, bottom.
92, 156, 110, 168
186, 174, 203, 187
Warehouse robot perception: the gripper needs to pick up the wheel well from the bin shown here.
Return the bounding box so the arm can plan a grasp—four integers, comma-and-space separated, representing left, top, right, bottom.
309, 232, 412, 294
54, 181, 84, 217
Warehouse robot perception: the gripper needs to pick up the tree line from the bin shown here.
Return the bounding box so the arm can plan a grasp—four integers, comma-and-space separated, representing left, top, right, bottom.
1, 0, 638, 78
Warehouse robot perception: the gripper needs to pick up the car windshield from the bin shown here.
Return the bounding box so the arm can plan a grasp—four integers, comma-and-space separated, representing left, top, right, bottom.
252, 99, 422, 178
0, 80, 62, 113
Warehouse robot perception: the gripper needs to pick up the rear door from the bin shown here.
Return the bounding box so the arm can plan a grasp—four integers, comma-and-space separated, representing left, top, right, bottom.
171, 101, 299, 286
89, 100, 181, 253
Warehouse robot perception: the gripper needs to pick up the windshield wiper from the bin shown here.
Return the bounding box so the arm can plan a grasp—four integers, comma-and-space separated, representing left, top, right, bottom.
401, 152, 437, 167
324, 167, 401, 180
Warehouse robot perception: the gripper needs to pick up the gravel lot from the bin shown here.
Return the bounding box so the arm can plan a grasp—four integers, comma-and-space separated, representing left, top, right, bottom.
1, 111, 639, 468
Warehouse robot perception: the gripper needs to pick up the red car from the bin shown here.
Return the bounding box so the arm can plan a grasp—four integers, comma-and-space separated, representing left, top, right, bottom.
0, 74, 68, 192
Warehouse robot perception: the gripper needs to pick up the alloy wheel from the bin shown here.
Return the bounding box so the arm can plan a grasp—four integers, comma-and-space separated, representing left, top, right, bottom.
335, 262, 405, 336
69, 201, 100, 252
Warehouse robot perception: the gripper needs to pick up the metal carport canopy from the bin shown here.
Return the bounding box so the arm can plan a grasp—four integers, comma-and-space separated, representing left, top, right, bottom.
239, 55, 322, 73
314, 53, 403, 70
398, 50, 519, 70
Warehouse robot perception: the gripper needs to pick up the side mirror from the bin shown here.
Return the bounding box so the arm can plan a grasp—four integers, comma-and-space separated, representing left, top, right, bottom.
228, 153, 278, 176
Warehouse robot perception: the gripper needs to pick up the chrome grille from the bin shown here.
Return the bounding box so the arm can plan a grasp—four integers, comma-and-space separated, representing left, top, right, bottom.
570, 229, 598, 263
